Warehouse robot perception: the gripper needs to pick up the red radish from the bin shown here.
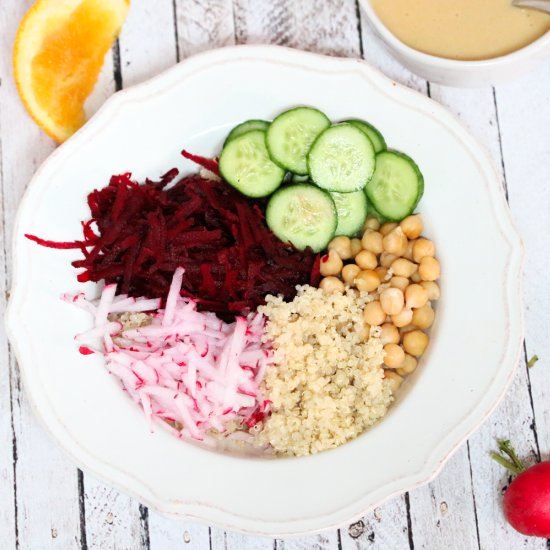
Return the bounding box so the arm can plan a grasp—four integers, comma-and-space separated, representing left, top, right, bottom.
491, 439, 550, 538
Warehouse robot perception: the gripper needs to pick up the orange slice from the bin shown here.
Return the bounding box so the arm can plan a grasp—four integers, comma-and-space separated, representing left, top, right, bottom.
13, 0, 130, 143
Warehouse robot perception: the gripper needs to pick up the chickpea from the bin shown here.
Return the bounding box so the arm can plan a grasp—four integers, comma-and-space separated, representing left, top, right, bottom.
361, 230, 384, 254
363, 300, 386, 326
391, 258, 417, 278
355, 250, 378, 270
380, 252, 398, 268
329, 236, 352, 260
350, 238, 363, 257
342, 264, 361, 285
319, 276, 345, 293
384, 370, 403, 392
390, 276, 409, 291
418, 256, 441, 281
380, 287, 405, 315
405, 284, 429, 309
384, 343, 406, 368
420, 281, 440, 301
403, 330, 429, 357
412, 303, 435, 329
383, 227, 408, 256
399, 324, 417, 336
403, 239, 415, 261
400, 215, 423, 239
397, 354, 418, 376
413, 238, 435, 263
375, 266, 389, 281
380, 323, 400, 345
391, 307, 413, 328
320, 249, 343, 277
410, 271, 422, 283
380, 222, 398, 236
364, 216, 381, 231
355, 269, 380, 292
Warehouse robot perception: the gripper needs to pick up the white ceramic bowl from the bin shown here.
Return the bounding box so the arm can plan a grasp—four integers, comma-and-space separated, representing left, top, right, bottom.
6, 45, 523, 535
359, 0, 550, 86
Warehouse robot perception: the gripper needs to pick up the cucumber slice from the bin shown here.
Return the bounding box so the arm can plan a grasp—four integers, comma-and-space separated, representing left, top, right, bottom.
366, 198, 388, 223
224, 119, 270, 145
307, 123, 376, 193
292, 173, 310, 183
266, 184, 337, 252
344, 119, 387, 154
330, 191, 368, 237
365, 150, 424, 222
219, 130, 285, 198
266, 107, 331, 175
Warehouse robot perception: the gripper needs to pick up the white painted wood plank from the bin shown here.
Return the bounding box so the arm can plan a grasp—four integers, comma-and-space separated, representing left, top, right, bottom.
118, 0, 178, 88
233, 0, 360, 57
340, 499, 410, 549
468, 356, 545, 549
0, 139, 17, 550
148, 516, 211, 550
0, 1, 83, 549
174, 0, 235, 58
210, 526, 275, 549
427, 81, 545, 549
276, 532, 341, 550
495, 62, 550, 456
408, 449, 479, 550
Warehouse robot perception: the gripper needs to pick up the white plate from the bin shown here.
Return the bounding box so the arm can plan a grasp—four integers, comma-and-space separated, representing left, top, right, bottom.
6, 45, 523, 536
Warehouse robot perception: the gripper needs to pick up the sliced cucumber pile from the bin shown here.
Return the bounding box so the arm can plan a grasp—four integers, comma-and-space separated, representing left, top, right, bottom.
224, 119, 270, 145
307, 123, 375, 193
344, 119, 387, 154
217, 106, 424, 251
365, 151, 424, 222
266, 107, 330, 175
331, 191, 368, 237
219, 130, 285, 198
266, 184, 337, 252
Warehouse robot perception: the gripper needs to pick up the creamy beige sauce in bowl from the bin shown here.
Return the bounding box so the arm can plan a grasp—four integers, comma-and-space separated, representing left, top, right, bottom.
370, 0, 550, 61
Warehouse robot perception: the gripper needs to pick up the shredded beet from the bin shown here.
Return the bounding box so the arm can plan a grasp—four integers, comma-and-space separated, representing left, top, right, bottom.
27, 159, 318, 317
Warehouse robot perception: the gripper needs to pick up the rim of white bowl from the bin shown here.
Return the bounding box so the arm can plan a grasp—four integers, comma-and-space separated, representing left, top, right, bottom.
6, 44, 525, 536
359, 0, 550, 69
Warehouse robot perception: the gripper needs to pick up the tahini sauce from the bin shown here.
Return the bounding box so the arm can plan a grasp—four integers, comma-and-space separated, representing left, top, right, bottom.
370, 0, 550, 60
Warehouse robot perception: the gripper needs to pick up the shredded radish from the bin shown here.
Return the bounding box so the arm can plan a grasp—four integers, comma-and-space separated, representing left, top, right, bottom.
66, 269, 273, 441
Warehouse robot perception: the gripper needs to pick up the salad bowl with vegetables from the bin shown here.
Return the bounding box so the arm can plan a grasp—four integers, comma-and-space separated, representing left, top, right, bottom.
6, 45, 523, 535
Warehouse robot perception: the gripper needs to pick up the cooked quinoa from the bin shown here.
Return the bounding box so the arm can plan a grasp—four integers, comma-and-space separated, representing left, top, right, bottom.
256, 285, 392, 456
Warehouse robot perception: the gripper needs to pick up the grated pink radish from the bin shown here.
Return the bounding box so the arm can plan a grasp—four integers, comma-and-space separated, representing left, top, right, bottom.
66, 268, 272, 441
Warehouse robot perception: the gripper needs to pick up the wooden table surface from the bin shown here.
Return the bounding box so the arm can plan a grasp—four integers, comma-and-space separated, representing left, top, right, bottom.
1, 1, 549, 549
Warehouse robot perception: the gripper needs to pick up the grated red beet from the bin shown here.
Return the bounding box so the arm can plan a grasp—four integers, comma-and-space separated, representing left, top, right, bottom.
26, 161, 319, 317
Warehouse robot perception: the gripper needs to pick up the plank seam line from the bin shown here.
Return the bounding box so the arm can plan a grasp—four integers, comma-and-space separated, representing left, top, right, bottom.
337, 527, 343, 550
491, 87, 509, 201
171, 0, 181, 63
354, 0, 365, 58
522, 340, 542, 461
0, 115, 20, 550
139, 504, 150, 550
404, 492, 414, 549
113, 39, 124, 92
208, 526, 213, 550
77, 469, 88, 550
466, 442, 482, 550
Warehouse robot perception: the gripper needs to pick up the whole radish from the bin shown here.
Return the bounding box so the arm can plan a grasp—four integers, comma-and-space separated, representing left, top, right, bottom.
492, 440, 550, 538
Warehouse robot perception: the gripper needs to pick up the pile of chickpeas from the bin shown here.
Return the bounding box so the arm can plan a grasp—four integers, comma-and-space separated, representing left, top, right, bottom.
318, 214, 440, 391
